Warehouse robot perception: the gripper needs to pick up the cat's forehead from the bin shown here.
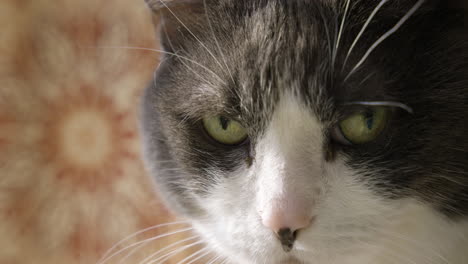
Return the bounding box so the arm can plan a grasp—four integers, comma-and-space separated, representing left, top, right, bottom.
156, 0, 410, 126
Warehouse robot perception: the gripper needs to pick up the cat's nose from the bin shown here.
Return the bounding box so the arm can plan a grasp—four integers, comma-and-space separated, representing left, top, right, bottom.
260, 200, 313, 252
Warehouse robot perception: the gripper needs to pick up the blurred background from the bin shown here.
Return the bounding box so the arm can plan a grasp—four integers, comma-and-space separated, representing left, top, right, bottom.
0, 0, 208, 263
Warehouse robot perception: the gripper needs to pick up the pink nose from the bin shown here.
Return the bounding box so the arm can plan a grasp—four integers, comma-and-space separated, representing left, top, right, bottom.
260, 202, 313, 252
261, 206, 313, 234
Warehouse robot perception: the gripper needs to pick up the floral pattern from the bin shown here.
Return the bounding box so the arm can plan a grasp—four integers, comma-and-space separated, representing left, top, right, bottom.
0, 0, 205, 263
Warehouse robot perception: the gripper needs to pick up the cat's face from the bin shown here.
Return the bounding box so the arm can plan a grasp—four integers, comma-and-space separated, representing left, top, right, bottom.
141, 0, 468, 263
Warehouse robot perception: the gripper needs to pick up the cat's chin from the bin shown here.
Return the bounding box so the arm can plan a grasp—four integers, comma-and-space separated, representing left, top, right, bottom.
273, 258, 301, 264
282, 258, 303, 264
236, 257, 303, 264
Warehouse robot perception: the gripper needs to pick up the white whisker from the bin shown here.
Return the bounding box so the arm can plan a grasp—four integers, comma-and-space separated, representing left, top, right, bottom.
342, 0, 390, 70
97, 221, 190, 264
158, 0, 228, 80
319, 8, 333, 66
206, 255, 223, 264
161, 18, 219, 86
344, 101, 414, 114
175, 246, 211, 264
357, 71, 377, 86
143, 240, 205, 264
186, 250, 213, 264
161, 19, 219, 87
203, 0, 236, 85
136, 235, 200, 263
177, 52, 219, 86
117, 234, 199, 264
345, 0, 426, 81
135, 235, 200, 264
334, 0, 351, 67
98, 227, 194, 264
218, 259, 229, 264
93, 46, 225, 84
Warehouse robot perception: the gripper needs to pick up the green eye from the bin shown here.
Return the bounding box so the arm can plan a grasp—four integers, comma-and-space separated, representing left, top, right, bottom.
203, 116, 248, 145
338, 107, 390, 144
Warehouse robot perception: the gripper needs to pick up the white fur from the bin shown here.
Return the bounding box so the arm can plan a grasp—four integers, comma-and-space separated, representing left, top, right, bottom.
191, 94, 468, 264
255, 94, 322, 229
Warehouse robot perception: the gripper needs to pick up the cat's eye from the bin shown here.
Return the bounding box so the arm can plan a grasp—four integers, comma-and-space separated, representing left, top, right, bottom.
203, 116, 248, 145
333, 107, 390, 145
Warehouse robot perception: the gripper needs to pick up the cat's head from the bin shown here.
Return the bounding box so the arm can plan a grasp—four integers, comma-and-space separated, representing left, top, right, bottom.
141, 0, 468, 263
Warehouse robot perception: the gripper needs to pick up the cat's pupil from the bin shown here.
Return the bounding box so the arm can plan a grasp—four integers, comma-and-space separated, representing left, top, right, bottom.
220, 116, 230, 130
365, 111, 374, 130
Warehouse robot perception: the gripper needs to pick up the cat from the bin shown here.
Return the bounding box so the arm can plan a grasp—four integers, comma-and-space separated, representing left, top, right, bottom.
140, 0, 468, 263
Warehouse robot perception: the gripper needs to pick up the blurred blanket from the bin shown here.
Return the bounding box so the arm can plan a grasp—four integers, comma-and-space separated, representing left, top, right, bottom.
0, 0, 203, 263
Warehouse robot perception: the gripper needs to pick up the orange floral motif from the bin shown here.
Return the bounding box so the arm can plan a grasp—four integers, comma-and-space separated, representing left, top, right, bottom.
0, 0, 207, 263
39, 86, 137, 192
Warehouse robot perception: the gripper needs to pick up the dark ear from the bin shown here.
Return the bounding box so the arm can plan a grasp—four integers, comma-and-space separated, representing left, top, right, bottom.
145, 0, 205, 52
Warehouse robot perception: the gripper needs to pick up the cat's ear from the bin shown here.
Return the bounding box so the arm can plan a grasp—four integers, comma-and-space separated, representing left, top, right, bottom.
145, 0, 206, 53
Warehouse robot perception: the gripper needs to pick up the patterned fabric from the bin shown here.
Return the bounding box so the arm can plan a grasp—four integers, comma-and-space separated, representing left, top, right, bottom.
0, 1, 201, 263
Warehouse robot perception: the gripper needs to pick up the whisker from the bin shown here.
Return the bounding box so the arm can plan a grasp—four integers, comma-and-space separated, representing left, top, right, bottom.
345, 0, 426, 81
143, 240, 205, 264
117, 235, 199, 264
158, 0, 228, 79
218, 259, 229, 264
92, 46, 225, 84
186, 250, 213, 264
177, 52, 219, 87
357, 71, 377, 87
206, 255, 223, 264
342, 0, 390, 70
135, 235, 200, 264
98, 227, 194, 264
203, 0, 236, 85
159, 15, 218, 87
97, 221, 190, 263
334, 0, 351, 67
161, 22, 218, 87
175, 246, 211, 264
161, 16, 178, 53
319, 7, 333, 69
343, 101, 414, 114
